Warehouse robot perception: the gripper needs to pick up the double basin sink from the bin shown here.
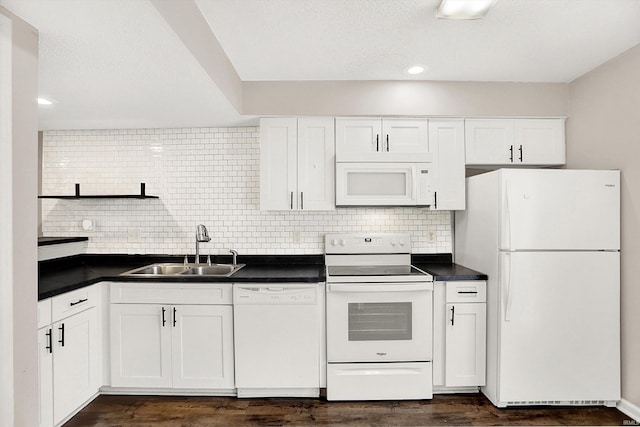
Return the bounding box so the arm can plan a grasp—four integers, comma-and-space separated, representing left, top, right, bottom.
121, 263, 245, 278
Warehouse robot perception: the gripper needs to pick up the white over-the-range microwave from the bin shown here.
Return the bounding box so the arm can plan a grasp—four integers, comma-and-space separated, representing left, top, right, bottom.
336, 162, 434, 207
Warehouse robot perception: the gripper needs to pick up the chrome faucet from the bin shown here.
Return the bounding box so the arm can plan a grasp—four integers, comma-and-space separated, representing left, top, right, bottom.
229, 249, 238, 267
195, 224, 211, 265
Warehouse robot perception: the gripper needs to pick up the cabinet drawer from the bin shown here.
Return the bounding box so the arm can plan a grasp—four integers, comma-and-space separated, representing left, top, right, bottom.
110, 282, 232, 305
38, 298, 52, 328
51, 284, 99, 322
445, 281, 486, 303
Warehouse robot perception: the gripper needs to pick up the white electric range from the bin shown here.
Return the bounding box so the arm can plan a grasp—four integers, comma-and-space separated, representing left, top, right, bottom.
325, 233, 434, 401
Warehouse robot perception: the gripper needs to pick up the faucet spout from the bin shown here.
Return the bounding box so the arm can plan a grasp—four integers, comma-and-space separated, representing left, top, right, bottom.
229, 249, 238, 267
195, 224, 211, 265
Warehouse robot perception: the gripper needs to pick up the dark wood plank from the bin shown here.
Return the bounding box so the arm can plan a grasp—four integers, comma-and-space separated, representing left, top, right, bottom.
63, 394, 630, 426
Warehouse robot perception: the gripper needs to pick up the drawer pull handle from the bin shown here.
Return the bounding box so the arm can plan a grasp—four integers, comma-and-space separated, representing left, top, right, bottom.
457, 291, 478, 294
450, 306, 455, 326
69, 298, 88, 306
162, 307, 167, 327
173, 307, 177, 327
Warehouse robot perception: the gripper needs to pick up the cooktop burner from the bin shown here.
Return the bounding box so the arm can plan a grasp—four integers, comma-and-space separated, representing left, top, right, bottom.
327, 265, 427, 277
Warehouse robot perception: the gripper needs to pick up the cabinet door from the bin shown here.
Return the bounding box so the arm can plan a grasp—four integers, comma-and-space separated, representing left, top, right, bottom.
382, 118, 429, 154
171, 305, 235, 389
335, 118, 382, 161
445, 303, 486, 387
260, 118, 298, 210
297, 117, 335, 210
465, 119, 513, 165
514, 119, 565, 165
110, 304, 172, 388
53, 308, 101, 425
38, 327, 54, 427
429, 119, 465, 210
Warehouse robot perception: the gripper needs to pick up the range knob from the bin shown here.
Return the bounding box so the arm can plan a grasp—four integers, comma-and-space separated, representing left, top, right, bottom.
340, 239, 347, 246
399, 240, 406, 247
330, 239, 338, 246
390, 241, 397, 246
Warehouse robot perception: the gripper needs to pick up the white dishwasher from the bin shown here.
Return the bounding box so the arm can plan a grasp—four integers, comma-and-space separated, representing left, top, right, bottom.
233, 283, 322, 398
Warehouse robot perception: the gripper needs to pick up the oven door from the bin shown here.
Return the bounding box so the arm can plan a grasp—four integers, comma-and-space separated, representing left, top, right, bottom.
326, 282, 433, 363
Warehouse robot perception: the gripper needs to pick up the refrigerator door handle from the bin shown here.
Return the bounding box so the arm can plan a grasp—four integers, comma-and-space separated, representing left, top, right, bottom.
503, 181, 512, 250
503, 252, 513, 322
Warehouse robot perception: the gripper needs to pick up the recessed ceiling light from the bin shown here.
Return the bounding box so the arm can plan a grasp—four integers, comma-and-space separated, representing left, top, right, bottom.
437, 0, 497, 20
37, 97, 53, 105
406, 66, 425, 75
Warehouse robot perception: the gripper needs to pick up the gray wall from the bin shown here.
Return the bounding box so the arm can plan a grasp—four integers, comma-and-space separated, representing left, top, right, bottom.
567, 43, 640, 410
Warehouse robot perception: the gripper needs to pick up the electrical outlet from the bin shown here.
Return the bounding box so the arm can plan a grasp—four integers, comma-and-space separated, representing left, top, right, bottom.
427, 230, 437, 243
293, 230, 301, 244
81, 219, 94, 231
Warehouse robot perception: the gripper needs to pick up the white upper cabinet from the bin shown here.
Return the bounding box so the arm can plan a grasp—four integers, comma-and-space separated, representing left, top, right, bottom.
335, 118, 381, 159
260, 117, 335, 211
514, 119, 565, 165
428, 119, 466, 211
336, 118, 429, 161
382, 119, 429, 154
465, 118, 565, 166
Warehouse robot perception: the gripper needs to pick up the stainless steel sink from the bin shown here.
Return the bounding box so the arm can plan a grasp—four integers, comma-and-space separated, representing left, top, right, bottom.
121, 263, 245, 277
180, 264, 241, 276
122, 264, 190, 276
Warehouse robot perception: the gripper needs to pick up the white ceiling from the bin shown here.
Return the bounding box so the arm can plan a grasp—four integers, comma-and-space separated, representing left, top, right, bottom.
2, 0, 640, 130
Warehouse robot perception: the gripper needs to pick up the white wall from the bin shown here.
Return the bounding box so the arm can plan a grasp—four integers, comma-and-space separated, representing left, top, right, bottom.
41, 126, 452, 255
567, 43, 640, 412
0, 6, 38, 427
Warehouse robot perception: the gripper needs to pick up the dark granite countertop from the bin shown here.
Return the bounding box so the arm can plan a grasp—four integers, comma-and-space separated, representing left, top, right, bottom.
39, 253, 487, 301
412, 254, 488, 281
38, 236, 89, 246
39, 254, 325, 300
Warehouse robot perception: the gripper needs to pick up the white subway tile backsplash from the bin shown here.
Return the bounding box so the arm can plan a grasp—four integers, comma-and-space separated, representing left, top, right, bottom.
42, 126, 452, 255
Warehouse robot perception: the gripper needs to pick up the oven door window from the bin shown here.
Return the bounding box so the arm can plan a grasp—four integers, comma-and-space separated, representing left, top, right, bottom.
348, 302, 412, 341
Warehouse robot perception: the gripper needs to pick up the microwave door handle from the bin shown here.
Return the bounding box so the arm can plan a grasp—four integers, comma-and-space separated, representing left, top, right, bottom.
408, 168, 414, 201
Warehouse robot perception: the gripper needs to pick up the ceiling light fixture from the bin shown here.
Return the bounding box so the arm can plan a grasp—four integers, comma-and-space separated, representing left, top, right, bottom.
406, 65, 425, 75
437, 0, 497, 20
37, 97, 53, 105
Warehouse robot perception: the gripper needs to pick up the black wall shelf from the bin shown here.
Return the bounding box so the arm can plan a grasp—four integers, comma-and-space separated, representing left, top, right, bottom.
38, 183, 158, 199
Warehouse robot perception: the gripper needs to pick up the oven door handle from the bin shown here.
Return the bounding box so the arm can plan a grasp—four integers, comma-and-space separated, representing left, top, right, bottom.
327, 283, 433, 293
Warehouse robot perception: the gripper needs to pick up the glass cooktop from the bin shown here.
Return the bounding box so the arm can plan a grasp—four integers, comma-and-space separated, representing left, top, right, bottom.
327, 265, 427, 277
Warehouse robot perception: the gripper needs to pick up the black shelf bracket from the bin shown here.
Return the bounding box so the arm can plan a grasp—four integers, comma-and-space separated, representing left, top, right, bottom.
39, 182, 158, 199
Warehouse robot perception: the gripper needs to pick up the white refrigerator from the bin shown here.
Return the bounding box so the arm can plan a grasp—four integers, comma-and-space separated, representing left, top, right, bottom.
455, 169, 620, 407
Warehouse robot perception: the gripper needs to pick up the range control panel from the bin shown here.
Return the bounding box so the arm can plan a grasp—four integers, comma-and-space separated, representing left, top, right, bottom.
324, 233, 412, 255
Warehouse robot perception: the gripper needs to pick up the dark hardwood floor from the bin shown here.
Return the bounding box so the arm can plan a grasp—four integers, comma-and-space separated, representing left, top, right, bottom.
63, 393, 631, 426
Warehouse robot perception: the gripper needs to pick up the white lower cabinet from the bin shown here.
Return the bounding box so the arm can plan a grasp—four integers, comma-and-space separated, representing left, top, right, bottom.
52, 308, 101, 424
38, 285, 102, 427
444, 302, 486, 387
109, 283, 234, 391
433, 281, 486, 391
38, 326, 54, 427
110, 304, 172, 388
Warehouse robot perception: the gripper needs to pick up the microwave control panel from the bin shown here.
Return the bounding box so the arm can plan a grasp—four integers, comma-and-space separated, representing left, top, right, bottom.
416, 163, 434, 205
